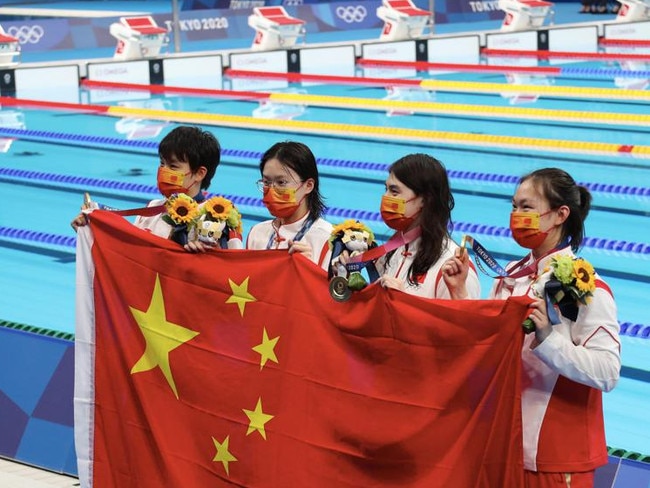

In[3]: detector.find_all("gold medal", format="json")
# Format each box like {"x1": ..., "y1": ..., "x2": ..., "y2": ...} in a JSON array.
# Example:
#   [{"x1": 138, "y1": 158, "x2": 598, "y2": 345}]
[{"x1": 459, "y1": 234, "x2": 468, "y2": 258}]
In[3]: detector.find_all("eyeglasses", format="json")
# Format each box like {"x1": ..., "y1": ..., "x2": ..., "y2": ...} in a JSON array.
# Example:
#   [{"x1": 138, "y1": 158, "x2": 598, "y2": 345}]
[{"x1": 255, "y1": 178, "x2": 301, "y2": 192}]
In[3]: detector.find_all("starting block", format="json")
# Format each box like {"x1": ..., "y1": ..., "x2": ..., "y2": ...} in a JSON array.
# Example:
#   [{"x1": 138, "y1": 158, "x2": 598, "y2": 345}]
[
  {"x1": 248, "y1": 7, "x2": 306, "y2": 51},
  {"x1": 498, "y1": 0, "x2": 554, "y2": 32},
  {"x1": 0, "y1": 25, "x2": 20, "y2": 67},
  {"x1": 500, "y1": 73, "x2": 550, "y2": 104},
  {"x1": 615, "y1": 0, "x2": 650, "y2": 22},
  {"x1": 109, "y1": 16, "x2": 168, "y2": 60},
  {"x1": 383, "y1": 86, "x2": 434, "y2": 116},
  {"x1": 115, "y1": 99, "x2": 170, "y2": 139},
  {"x1": 0, "y1": 109, "x2": 25, "y2": 153},
  {"x1": 376, "y1": 0, "x2": 431, "y2": 41}
]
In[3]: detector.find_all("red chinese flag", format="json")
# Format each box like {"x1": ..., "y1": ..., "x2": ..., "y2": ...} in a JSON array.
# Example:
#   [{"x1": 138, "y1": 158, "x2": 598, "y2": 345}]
[{"x1": 75, "y1": 210, "x2": 528, "y2": 488}]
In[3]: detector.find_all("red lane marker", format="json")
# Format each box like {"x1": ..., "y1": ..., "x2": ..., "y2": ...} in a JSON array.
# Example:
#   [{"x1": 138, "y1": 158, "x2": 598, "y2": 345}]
[
  {"x1": 599, "y1": 38, "x2": 650, "y2": 47},
  {"x1": 0, "y1": 96, "x2": 109, "y2": 112},
  {"x1": 81, "y1": 79, "x2": 270, "y2": 101},
  {"x1": 225, "y1": 69, "x2": 422, "y2": 87},
  {"x1": 482, "y1": 48, "x2": 650, "y2": 61},
  {"x1": 357, "y1": 58, "x2": 561, "y2": 75}
]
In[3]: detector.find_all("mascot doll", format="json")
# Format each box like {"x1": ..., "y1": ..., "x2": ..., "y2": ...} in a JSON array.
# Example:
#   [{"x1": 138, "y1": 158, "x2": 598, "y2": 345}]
[
  {"x1": 196, "y1": 196, "x2": 243, "y2": 248},
  {"x1": 328, "y1": 220, "x2": 378, "y2": 301}
]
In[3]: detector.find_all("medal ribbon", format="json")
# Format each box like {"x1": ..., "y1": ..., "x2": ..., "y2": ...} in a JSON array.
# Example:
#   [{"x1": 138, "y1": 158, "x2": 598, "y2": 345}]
[
  {"x1": 344, "y1": 226, "x2": 422, "y2": 273},
  {"x1": 83, "y1": 191, "x2": 205, "y2": 217},
  {"x1": 461, "y1": 234, "x2": 546, "y2": 280},
  {"x1": 266, "y1": 217, "x2": 315, "y2": 250}
]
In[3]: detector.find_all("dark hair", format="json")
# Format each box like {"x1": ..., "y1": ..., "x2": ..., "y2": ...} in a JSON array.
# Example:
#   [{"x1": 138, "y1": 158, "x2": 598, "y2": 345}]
[
  {"x1": 386, "y1": 153, "x2": 454, "y2": 284},
  {"x1": 259, "y1": 141, "x2": 326, "y2": 221},
  {"x1": 519, "y1": 168, "x2": 591, "y2": 251},
  {"x1": 158, "y1": 126, "x2": 221, "y2": 190}
]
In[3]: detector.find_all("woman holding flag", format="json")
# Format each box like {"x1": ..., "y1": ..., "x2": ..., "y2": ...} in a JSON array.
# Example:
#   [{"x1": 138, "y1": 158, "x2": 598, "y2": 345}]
[
  {"x1": 340, "y1": 152, "x2": 480, "y2": 299},
  {"x1": 444, "y1": 167, "x2": 621, "y2": 488},
  {"x1": 71, "y1": 125, "x2": 243, "y2": 252},
  {"x1": 246, "y1": 141, "x2": 333, "y2": 270}
]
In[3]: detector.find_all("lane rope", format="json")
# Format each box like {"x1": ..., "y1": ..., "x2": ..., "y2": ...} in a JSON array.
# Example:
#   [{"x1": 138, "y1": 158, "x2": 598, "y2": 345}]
[
  {"x1": 82, "y1": 80, "x2": 650, "y2": 127},
  {"x1": 2, "y1": 97, "x2": 649, "y2": 159}
]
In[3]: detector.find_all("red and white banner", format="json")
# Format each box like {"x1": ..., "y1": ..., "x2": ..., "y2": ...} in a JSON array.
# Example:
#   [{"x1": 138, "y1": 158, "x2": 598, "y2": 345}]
[{"x1": 75, "y1": 210, "x2": 528, "y2": 488}]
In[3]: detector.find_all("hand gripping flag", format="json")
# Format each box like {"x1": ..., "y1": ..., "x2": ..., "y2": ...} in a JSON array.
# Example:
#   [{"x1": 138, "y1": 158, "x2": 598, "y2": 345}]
[{"x1": 75, "y1": 210, "x2": 529, "y2": 488}]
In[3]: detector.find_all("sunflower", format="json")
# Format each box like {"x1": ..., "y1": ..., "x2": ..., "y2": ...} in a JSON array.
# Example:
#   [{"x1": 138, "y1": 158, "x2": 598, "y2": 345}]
[
  {"x1": 331, "y1": 219, "x2": 360, "y2": 237},
  {"x1": 166, "y1": 194, "x2": 199, "y2": 224},
  {"x1": 204, "y1": 196, "x2": 234, "y2": 221},
  {"x1": 330, "y1": 219, "x2": 374, "y2": 243},
  {"x1": 573, "y1": 258, "x2": 596, "y2": 294}
]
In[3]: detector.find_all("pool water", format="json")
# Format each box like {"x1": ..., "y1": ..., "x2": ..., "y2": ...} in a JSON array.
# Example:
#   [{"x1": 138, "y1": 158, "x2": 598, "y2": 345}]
[{"x1": 1, "y1": 48, "x2": 649, "y2": 455}]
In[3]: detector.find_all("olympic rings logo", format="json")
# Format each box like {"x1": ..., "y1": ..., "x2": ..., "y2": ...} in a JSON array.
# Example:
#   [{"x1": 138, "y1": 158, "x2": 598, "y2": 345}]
[
  {"x1": 335, "y1": 5, "x2": 367, "y2": 23},
  {"x1": 6, "y1": 25, "x2": 45, "y2": 44}
]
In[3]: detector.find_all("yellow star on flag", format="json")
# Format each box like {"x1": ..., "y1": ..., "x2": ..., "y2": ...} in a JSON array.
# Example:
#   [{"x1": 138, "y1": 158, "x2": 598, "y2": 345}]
[
  {"x1": 243, "y1": 397, "x2": 274, "y2": 440},
  {"x1": 226, "y1": 276, "x2": 256, "y2": 317},
  {"x1": 130, "y1": 274, "x2": 199, "y2": 399},
  {"x1": 252, "y1": 327, "x2": 279, "y2": 370},
  {"x1": 212, "y1": 435, "x2": 237, "y2": 476}
]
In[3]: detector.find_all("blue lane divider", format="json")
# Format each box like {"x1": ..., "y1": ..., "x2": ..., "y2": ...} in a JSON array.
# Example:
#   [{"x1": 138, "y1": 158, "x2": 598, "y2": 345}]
[
  {"x1": 4, "y1": 129, "x2": 650, "y2": 196},
  {"x1": 0, "y1": 164, "x2": 650, "y2": 197},
  {"x1": 445, "y1": 170, "x2": 650, "y2": 197},
  {"x1": 1, "y1": 167, "x2": 159, "y2": 194},
  {"x1": 560, "y1": 67, "x2": 650, "y2": 78},
  {"x1": 0, "y1": 226, "x2": 77, "y2": 248},
  {"x1": 620, "y1": 322, "x2": 650, "y2": 338},
  {"x1": 2, "y1": 125, "x2": 650, "y2": 198},
  {"x1": 450, "y1": 221, "x2": 650, "y2": 254},
  {"x1": 3, "y1": 164, "x2": 650, "y2": 253},
  {"x1": 0, "y1": 127, "x2": 161, "y2": 149},
  {"x1": 2, "y1": 222, "x2": 648, "y2": 340},
  {"x1": 2, "y1": 166, "x2": 649, "y2": 257}
]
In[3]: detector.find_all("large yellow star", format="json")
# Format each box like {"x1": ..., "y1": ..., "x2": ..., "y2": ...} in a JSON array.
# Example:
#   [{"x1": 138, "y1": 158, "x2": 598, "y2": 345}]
[
  {"x1": 225, "y1": 276, "x2": 256, "y2": 317},
  {"x1": 130, "y1": 274, "x2": 199, "y2": 399},
  {"x1": 243, "y1": 397, "x2": 274, "y2": 440},
  {"x1": 252, "y1": 327, "x2": 279, "y2": 370},
  {"x1": 212, "y1": 435, "x2": 237, "y2": 476}
]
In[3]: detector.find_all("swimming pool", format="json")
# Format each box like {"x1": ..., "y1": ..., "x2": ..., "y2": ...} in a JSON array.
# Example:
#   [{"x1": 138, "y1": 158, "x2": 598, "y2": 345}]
[{"x1": 1, "y1": 52, "x2": 649, "y2": 458}]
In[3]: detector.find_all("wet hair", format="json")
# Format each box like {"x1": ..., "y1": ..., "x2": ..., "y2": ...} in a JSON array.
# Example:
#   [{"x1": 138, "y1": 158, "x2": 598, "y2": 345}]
[
  {"x1": 158, "y1": 126, "x2": 221, "y2": 190},
  {"x1": 385, "y1": 153, "x2": 454, "y2": 285},
  {"x1": 519, "y1": 167, "x2": 591, "y2": 251},
  {"x1": 259, "y1": 141, "x2": 326, "y2": 221}
]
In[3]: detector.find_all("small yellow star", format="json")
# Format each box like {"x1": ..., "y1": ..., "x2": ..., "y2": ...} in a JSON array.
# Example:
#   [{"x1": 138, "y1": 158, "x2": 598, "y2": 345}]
[
  {"x1": 212, "y1": 435, "x2": 237, "y2": 476},
  {"x1": 252, "y1": 327, "x2": 279, "y2": 370},
  {"x1": 243, "y1": 397, "x2": 274, "y2": 440},
  {"x1": 130, "y1": 274, "x2": 199, "y2": 399},
  {"x1": 225, "y1": 277, "x2": 256, "y2": 317}
]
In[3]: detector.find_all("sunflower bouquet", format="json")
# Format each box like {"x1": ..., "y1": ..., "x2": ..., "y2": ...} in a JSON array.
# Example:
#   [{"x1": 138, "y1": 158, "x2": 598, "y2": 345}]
[
  {"x1": 196, "y1": 196, "x2": 243, "y2": 247},
  {"x1": 523, "y1": 254, "x2": 596, "y2": 333},
  {"x1": 162, "y1": 193, "x2": 200, "y2": 245},
  {"x1": 162, "y1": 193, "x2": 242, "y2": 247}
]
